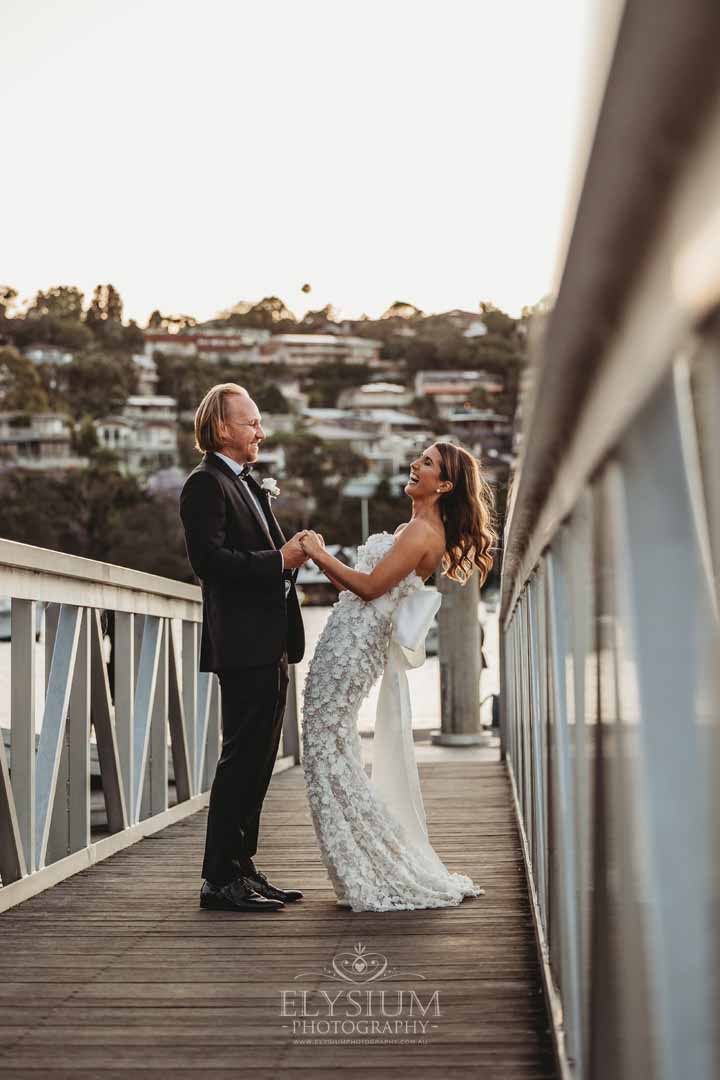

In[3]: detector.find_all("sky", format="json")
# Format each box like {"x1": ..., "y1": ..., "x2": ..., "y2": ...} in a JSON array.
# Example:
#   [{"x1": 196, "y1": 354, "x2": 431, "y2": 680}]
[{"x1": 1, "y1": 0, "x2": 604, "y2": 325}]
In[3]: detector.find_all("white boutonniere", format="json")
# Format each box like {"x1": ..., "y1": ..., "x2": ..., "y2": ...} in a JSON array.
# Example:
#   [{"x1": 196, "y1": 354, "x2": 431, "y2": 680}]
[{"x1": 260, "y1": 476, "x2": 280, "y2": 500}]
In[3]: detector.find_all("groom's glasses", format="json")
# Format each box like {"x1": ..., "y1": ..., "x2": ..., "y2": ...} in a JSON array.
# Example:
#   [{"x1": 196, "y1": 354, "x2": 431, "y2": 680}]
[{"x1": 230, "y1": 418, "x2": 263, "y2": 431}]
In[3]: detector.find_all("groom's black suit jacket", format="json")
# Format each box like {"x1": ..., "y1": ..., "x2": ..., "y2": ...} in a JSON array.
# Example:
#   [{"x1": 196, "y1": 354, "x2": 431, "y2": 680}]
[{"x1": 179, "y1": 452, "x2": 305, "y2": 671}]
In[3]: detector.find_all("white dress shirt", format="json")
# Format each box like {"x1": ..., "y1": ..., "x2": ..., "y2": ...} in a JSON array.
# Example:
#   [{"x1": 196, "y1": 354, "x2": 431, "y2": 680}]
[{"x1": 213, "y1": 451, "x2": 286, "y2": 576}]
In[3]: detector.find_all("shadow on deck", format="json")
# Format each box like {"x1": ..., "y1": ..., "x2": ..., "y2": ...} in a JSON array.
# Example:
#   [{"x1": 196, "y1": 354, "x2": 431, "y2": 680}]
[{"x1": 0, "y1": 754, "x2": 557, "y2": 1079}]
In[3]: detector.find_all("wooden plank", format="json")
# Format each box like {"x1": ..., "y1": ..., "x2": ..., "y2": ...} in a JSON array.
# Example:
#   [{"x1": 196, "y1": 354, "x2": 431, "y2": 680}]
[{"x1": 0, "y1": 760, "x2": 556, "y2": 1078}]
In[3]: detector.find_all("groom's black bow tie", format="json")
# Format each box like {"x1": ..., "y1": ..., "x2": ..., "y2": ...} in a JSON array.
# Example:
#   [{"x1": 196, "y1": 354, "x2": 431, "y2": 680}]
[{"x1": 237, "y1": 464, "x2": 252, "y2": 481}]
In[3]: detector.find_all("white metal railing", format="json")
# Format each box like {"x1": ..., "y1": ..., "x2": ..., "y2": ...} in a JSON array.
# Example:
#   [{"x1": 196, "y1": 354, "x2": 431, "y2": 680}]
[
  {"x1": 499, "y1": 2, "x2": 720, "y2": 1078},
  {"x1": 0, "y1": 539, "x2": 300, "y2": 911}
]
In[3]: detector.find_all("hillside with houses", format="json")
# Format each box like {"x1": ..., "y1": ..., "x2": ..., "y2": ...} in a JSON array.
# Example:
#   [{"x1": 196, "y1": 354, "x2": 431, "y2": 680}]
[{"x1": 0, "y1": 287, "x2": 534, "y2": 584}]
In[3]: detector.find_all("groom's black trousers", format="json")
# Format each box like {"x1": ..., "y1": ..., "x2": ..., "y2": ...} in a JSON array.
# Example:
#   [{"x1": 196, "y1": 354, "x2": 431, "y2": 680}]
[{"x1": 201, "y1": 653, "x2": 289, "y2": 886}]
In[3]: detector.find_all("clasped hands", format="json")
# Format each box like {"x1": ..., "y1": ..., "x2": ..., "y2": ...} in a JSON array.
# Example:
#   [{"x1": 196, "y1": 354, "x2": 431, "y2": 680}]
[{"x1": 279, "y1": 529, "x2": 325, "y2": 569}]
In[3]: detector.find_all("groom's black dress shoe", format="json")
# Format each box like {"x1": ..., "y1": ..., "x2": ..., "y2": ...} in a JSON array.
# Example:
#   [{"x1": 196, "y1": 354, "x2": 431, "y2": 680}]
[
  {"x1": 200, "y1": 878, "x2": 284, "y2": 912},
  {"x1": 243, "y1": 868, "x2": 304, "y2": 903}
]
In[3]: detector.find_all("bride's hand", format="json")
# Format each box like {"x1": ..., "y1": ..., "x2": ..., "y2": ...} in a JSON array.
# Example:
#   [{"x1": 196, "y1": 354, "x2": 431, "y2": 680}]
[{"x1": 300, "y1": 530, "x2": 325, "y2": 558}]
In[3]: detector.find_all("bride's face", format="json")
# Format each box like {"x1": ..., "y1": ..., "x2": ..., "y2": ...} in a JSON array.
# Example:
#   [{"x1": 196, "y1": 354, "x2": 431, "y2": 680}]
[{"x1": 405, "y1": 444, "x2": 448, "y2": 500}]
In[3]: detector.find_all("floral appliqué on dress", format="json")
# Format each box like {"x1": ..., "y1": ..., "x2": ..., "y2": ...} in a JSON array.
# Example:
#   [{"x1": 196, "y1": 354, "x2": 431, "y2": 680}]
[{"x1": 301, "y1": 531, "x2": 484, "y2": 912}]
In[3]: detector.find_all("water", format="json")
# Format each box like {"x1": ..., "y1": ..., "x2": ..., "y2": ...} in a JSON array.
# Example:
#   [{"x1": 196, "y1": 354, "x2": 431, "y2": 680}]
[
  {"x1": 295, "y1": 602, "x2": 499, "y2": 734},
  {"x1": 0, "y1": 603, "x2": 500, "y2": 735}
]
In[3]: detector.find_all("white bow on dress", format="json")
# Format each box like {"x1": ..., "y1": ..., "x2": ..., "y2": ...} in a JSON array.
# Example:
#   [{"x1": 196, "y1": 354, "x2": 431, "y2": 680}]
[{"x1": 370, "y1": 586, "x2": 442, "y2": 853}]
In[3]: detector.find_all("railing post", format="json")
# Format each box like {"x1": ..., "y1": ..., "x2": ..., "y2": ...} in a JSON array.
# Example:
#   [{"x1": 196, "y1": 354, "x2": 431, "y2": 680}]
[
  {"x1": 67, "y1": 608, "x2": 91, "y2": 855},
  {"x1": 182, "y1": 621, "x2": 198, "y2": 793},
  {"x1": 114, "y1": 612, "x2": 135, "y2": 822},
  {"x1": 432, "y1": 572, "x2": 491, "y2": 746},
  {"x1": 10, "y1": 599, "x2": 37, "y2": 871},
  {"x1": 148, "y1": 620, "x2": 168, "y2": 817}
]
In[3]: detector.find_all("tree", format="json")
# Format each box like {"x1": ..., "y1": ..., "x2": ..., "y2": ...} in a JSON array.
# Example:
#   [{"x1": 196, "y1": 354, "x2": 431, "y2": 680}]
[
  {"x1": 86, "y1": 284, "x2": 123, "y2": 327},
  {"x1": 145, "y1": 313, "x2": 197, "y2": 333},
  {"x1": 153, "y1": 353, "x2": 216, "y2": 411},
  {"x1": 27, "y1": 286, "x2": 84, "y2": 322},
  {"x1": 0, "y1": 286, "x2": 18, "y2": 319},
  {"x1": 300, "y1": 304, "x2": 337, "y2": 330},
  {"x1": 0, "y1": 346, "x2": 50, "y2": 411},
  {"x1": 411, "y1": 394, "x2": 439, "y2": 423},
  {"x1": 268, "y1": 431, "x2": 365, "y2": 496},
  {"x1": 396, "y1": 338, "x2": 440, "y2": 374},
  {"x1": 477, "y1": 304, "x2": 517, "y2": 337},
  {"x1": 0, "y1": 465, "x2": 191, "y2": 580},
  {"x1": 214, "y1": 300, "x2": 254, "y2": 323},
  {"x1": 122, "y1": 320, "x2": 145, "y2": 351},
  {"x1": 302, "y1": 359, "x2": 371, "y2": 408},
  {"x1": 254, "y1": 384, "x2": 288, "y2": 412},
  {"x1": 50, "y1": 319, "x2": 93, "y2": 351},
  {"x1": 381, "y1": 301, "x2": 424, "y2": 321},
  {"x1": 72, "y1": 414, "x2": 100, "y2": 456},
  {"x1": 245, "y1": 296, "x2": 296, "y2": 329},
  {"x1": 61, "y1": 350, "x2": 137, "y2": 418}
]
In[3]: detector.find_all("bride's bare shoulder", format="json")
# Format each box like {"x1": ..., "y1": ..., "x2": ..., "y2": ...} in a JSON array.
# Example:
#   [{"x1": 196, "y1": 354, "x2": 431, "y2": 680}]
[{"x1": 395, "y1": 518, "x2": 444, "y2": 551}]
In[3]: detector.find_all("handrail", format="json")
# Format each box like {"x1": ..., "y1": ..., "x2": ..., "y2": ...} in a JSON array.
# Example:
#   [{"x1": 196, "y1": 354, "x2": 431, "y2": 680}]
[
  {"x1": 501, "y1": 0, "x2": 720, "y2": 631},
  {"x1": 0, "y1": 538, "x2": 199, "y2": 618},
  {"x1": 498, "y1": 3, "x2": 720, "y2": 1078},
  {"x1": 0, "y1": 544, "x2": 301, "y2": 912}
]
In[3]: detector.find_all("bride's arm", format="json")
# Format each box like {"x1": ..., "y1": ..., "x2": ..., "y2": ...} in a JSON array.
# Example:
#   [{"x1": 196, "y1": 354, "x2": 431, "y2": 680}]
[
  {"x1": 305, "y1": 533, "x2": 347, "y2": 591},
  {"x1": 302, "y1": 521, "x2": 432, "y2": 601},
  {"x1": 318, "y1": 563, "x2": 346, "y2": 591}
]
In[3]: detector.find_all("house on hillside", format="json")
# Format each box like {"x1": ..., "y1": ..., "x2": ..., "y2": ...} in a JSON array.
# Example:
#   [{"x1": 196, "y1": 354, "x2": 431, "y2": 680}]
[{"x1": 0, "y1": 412, "x2": 86, "y2": 471}]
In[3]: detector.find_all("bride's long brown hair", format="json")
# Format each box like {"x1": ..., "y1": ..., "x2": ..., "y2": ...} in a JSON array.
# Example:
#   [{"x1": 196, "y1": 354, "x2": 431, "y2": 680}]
[{"x1": 435, "y1": 442, "x2": 498, "y2": 586}]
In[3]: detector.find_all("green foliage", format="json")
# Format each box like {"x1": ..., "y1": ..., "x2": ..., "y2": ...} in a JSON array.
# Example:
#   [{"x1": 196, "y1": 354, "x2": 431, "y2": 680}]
[
  {"x1": 254, "y1": 384, "x2": 288, "y2": 412},
  {"x1": 154, "y1": 353, "x2": 218, "y2": 411},
  {"x1": 225, "y1": 296, "x2": 296, "y2": 331},
  {"x1": 0, "y1": 466, "x2": 191, "y2": 581},
  {"x1": 177, "y1": 424, "x2": 199, "y2": 470},
  {"x1": 300, "y1": 304, "x2": 337, "y2": 330},
  {"x1": 0, "y1": 346, "x2": 50, "y2": 411},
  {"x1": 269, "y1": 430, "x2": 366, "y2": 495},
  {"x1": 27, "y1": 286, "x2": 85, "y2": 322},
  {"x1": 145, "y1": 312, "x2": 197, "y2": 333},
  {"x1": 380, "y1": 301, "x2": 424, "y2": 321},
  {"x1": 411, "y1": 393, "x2": 439, "y2": 422},
  {"x1": 302, "y1": 360, "x2": 371, "y2": 408},
  {"x1": 86, "y1": 284, "x2": 123, "y2": 326},
  {"x1": 58, "y1": 351, "x2": 138, "y2": 419},
  {"x1": 0, "y1": 286, "x2": 18, "y2": 318},
  {"x1": 1, "y1": 283, "x2": 145, "y2": 375},
  {"x1": 72, "y1": 414, "x2": 100, "y2": 456},
  {"x1": 0, "y1": 287, "x2": 520, "y2": 573}
]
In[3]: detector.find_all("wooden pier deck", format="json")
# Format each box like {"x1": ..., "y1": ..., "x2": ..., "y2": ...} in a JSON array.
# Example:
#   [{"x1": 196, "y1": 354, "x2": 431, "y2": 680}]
[{"x1": 0, "y1": 758, "x2": 557, "y2": 1079}]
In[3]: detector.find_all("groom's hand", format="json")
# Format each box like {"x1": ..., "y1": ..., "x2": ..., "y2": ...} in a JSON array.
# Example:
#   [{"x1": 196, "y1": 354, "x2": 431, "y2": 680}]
[
  {"x1": 299, "y1": 530, "x2": 324, "y2": 559},
  {"x1": 281, "y1": 532, "x2": 310, "y2": 569}
]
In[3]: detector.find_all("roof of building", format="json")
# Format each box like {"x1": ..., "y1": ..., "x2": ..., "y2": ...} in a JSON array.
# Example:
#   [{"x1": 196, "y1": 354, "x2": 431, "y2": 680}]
[
  {"x1": 354, "y1": 382, "x2": 408, "y2": 394},
  {"x1": 303, "y1": 408, "x2": 348, "y2": 420},
  {"x1": 269, "y1": 334, "x2": 381, "y2": 347},
  {"x1": 0, "y1": 411, "x2": 69, "y2": 420},
  {"x1": 361, "y1": 409, "x2": 421, "y2": 425},
  {"x1": 125, "y1": 395, "x2": 177, "y2": 406}
]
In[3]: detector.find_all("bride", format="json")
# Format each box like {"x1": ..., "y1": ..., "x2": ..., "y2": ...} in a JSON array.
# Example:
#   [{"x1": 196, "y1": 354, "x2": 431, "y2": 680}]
[{"x1": 299, "y1": 441, "x2": 498, "y2": 912}]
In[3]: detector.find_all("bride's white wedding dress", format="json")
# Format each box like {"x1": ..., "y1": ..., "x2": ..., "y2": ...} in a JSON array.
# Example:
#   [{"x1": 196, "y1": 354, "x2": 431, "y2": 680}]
[{"x1": 301, "y1": 531, "x2": 485, "y2": 912}]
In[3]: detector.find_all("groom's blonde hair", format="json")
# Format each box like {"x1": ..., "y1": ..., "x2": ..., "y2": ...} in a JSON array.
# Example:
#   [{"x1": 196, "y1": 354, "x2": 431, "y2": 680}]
[{"x1": 193, "y1": 383, "x2": 248, "y2": 453}]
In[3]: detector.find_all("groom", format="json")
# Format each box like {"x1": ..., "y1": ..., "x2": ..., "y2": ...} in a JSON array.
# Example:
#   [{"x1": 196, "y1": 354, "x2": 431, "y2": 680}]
[{"x1": 180, "y1": 382, "x2": 308, "y2": 912}]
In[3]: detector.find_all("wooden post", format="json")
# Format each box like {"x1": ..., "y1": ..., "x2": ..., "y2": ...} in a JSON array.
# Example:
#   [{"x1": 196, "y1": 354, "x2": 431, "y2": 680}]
[{"x1": 432, "y1": 572, "x2": 492, "y2": 746}]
